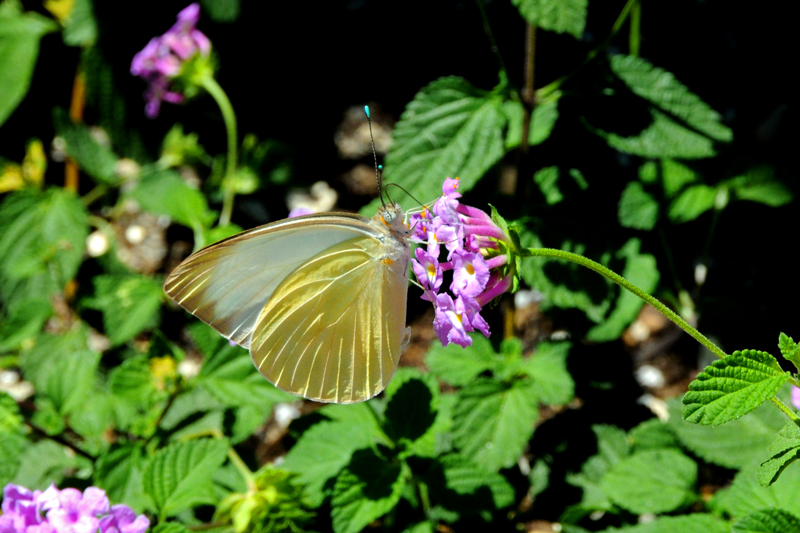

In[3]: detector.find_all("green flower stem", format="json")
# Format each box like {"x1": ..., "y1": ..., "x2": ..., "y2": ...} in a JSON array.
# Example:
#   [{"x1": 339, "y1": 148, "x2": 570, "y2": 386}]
[
  {"x1": 209, "y1": 429, "x2": 258, "y2": 491},
  {"x1": 771, "y1": 397, "x2": 800, "y2": 422},
  {"x1": 629, "y1": 0, "x2": 641, "y2": 56},
  {"x1": 524, "y1": 247, "x2": 728, "y2": 360},
  {"x1": 201, "y1": 76, "x2": 238, "y2": 227}
]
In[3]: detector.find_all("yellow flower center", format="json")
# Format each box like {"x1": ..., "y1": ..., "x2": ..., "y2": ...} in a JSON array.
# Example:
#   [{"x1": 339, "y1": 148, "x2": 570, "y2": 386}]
[{"x1": 466, "y1": 263, "x2": 475, "y2": 275}]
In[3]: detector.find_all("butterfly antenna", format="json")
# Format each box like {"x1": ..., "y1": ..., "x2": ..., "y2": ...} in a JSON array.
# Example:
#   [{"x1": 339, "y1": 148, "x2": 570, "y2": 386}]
[
  {"x1": 386, "y1": 183, "x2": 424, "y2": 207},
  {"x1": 365, "y1": 105, "x2": 387, "y2": 209}
]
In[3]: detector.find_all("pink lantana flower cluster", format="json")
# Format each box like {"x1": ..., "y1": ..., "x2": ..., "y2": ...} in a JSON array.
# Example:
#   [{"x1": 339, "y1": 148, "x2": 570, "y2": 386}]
[
  {"x1": 409, "y1": 177, "x2": 515, "y2": 348},
  {"x1": 130, "y1": 3, "x2": 211, "y2": 118},
  {"x1": 0, "y1": 484, "x2": 149, "y2": 533}
]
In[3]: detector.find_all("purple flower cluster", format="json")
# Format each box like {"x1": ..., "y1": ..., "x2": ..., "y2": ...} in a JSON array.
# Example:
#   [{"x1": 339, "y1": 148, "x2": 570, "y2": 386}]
[
  {"x1": 409, "y1": 178, "x2": 513, "y2": 347},
  {"x1": 0, "y1": 484, "x2": 149, "y2": 533},
  {"x1": 130, "y1": 3, "x2": 211, "y2": 118}
]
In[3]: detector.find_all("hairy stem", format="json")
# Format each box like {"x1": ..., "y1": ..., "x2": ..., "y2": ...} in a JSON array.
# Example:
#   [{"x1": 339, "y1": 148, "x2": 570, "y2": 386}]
[
  {"x1": 771, "y1": 397, "x2": 800, "y2": 422},
  {"x1": 629, "y1": 0, "x2": 641, "y2": 56},
  {"x1": 201, "y1": 77, "x2": 238, "y2": 227},
  {"x1": 524, "y1": 247, "x2": 728, "y2": 360}
]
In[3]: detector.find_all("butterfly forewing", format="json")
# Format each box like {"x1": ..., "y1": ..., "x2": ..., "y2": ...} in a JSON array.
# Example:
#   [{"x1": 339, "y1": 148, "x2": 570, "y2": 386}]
[
  {"x1": 164, "y1": 214, "x2": 379, "y2": 347},
  {"x1": 250, "y1": 234, "x2": 409, "y2": 403}
]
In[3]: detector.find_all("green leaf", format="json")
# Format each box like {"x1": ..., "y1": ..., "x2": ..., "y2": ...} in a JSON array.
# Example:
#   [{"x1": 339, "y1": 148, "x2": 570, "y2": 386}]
[
  {"x1": 609, "y1": 55, "x2": 732, "y2": 143},
  {"x1": 95, "y1": 443, "x2": 152, "y2": 513},
  {"x1": 566, "y1": 425, "x2": 630, "y2": 514},
  {"x1": 37, "y1": 349, "x2": 101, "y2": 415},
  {"x1": 593, "y1": 108, "x2": 717, "y2": 159},
  {"x1": 142, "y1": 438, "x2": 229, "y2": 517},
  {"x1": 430, "y1": 454, "x2": 515, "y2": 514},
  {"x1": 713, "y1": 459, "x2": 800, "y2": 519},
  {"x1": 61, "y1": 0, "x2": 97, "y2": 46},
  {"x1": 151, "y1": 524, "x2": 191, "y2": 533},
  {"x1": 383, "y1": 369, "x2": 439, "y2": 447},
  {"x1": 0, "y1": 391, "x2": 23, "y2": 434},
  {"x1": 628, "y1": 419, "x2": 678, "y2": 452},
  {"x1": 726, "y1": 166, "x2": 793, "y2": 207},
  {"x1": 0, "y1": 298, "x2": 51, "y2": 352},
  {"x1": 0, "y1": 188, "x2": 89, "y2": 290},
  {"x1": 667, "y1": 184, "x2": 718, "y2": 223},
  {"x1": 732, "y1": 509, "x2": 800, "y2": 533},
  {"x1": 0, "y1": 432, "x2": 26, "y2": 486},
  {"x1": 503, "y1": 98, "x2": 560, "y2": 149},
  {"x1": 452, "y1": 378, "x2": 538, "y2": 471},
  {"x1": 331, "y1": 449, "x2": 409, "y2": 533},
  {"x1": 426, "y1": 334, "x2": 498, "y2": 387},
  {"x1": 282, "y1": 403, "x2": 387, "y2": 507},
  {"x1": 511, "y1": 0, "x2": 587, "y2": 38},
  {"x1": 199, "y1": 0, "x2": 240, "y2": 22},
  {"x1": 362, "y1": 76, "x2": 506, "y2": 214},
  {"x1": 759, "y1": 421, "x2": 800, "y2": 487},
  {"x1": 522, "y1": 341, "x2": 574, "y2": 406},
  {"x1": 85, "y1": 274, "x2": 163, "y2": 345},
  {"x1": 618, "y1": 182, "x2": 658, "y2": 230},
  {"x1": 597, "y1": 514, "x2": 729, "y2": 533},
  {"x1": 659, "y1": 158, "x2": 699, "y2": 197},
  {"x1": 53, "y1": 108, "x2": 118, "y2": 184},
  {"x1": 602, "y1": 449, "x2": 697, "y2": 514},
  {"x1": 0, "y1": 1, "x2": 58, "y2": 126},
  {"x1": 109, "y1": 356, "x2": 157, "y2": 403},
  {"x1": 683, "y1": 350, "x2": 788, "y2": 426},
  {"x1": 13, "y1": 440, "x2": 90, "y2": 489},
  {"x1": 778, "y1": 333, "x2": 800, "y2": 370},
  {"x1": 130, "y1": 170, "x2": 214, "y2": 232},
  {"x1": 668, "y1": 396, "x2": 787, "y2": 469},
  {"x1": 533, "y1": 166, "x2": 564, "y2": 205},
  {"x1": 587, "y1": 238, "x2": 659, "y2": 342}
]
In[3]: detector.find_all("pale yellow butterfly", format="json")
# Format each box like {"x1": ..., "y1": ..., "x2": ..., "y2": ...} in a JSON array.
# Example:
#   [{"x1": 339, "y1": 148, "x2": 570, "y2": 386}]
[{"x1": 163, "y1": 203, "x2": 412, "y2": 404}]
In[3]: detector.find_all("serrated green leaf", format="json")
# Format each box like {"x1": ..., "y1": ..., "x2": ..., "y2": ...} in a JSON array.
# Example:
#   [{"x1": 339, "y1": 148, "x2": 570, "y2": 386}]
[
  {"x1": 618, "y1": 182, "x2": 658, "y2": 230},
  {"x1": 0, "y1": 188, "x2": 89, "y2": 290},
  {"x1": 452, "y1": 378, "x2": 538, "y2": 471},
  {"x1": 109, "y1": 356, "x2": 157, "y2": 403},
  {"x1": 523, "y1": 341, "x2": 574, "y2": 406},
  {"x1": 130, "y1": 170, "x2": 214, "y2": 232},
  {"x1": 0, "y1": 298, "x2": 51, "y2": 352},
  {"x1": 587, "y1": 238, "x2": 659, "y2": 342},
  {"x1": 401, "y1": 522, "x2": 434, "y2": 533},
  {"x1": 437, "y1": 454, "x2": 514, "y2": 509},
  {"x1": 331, "y1": 448, "x2": 409, "y2": 533},
  {"x1": 533, "y1": 166, "x2": 564, "y2": 205},
  {"x1": 503, "y1": 98, "x2": 560, "y2": 149},
  {"x1": 0, "y1": 3, "x2": 58, "y2": 126},
  {"x1": 426, "y1": 334, "x2": 498, "y2": 387},
  {"x1": 95, "y1": 443, "x2": 152, "y2": 513},
  {"x1": 609, "y1": 55, "x2": 732, "y2": 143},
  {"x1": 683, "y1": 350, "x2": 788, "y2": 426},
  {"x1": 86, "y1": 274, "x2": 163, "y2": 345},
  {"x1": 362, "y1": 76, "x2": 506, "y2": 215},
  {"x1": 732, "y1": 508, "x2": 800, "y2": 533},
  {"x1": 69, "y1": 389, "x2": 114, "y2": 454},
  {"x1": 725, "y1": 166, "x2": 793, "y2": 207},
  {"x1": 759, "y1": 421, "x2": 800, "y2": 487},
  {"x1": 53, "y1": 108, "x2": 118, "y2": 184},
  {"x1": 142, "y1": 438, "x2": 229, "y2": 517},
  {"x1": 602, "y1": 449, "x2": 697, "y2": 514},
  {"x1": 713, "y1": 459, "x2": 800, "y2": 519},
  {"x1": 667, "y1": 184, "x2": 718, "y2": 223},
  {"x1": 511, "y1": 0, "x2": 587, "y2": 38},
  {"x1": 18, "y1": 328, "x2": 88, "y2": 387},
  {"x1": 668, "y1": 396, "x2": 786, "y2": 469},
  {"x1": 597, "y1": 514, "x2": 729, "y2": 533},
  {"x1": 778, "y1": 333, "x2": 800, "y2": 369},
  {"x1": 593, "y1": 108, "x2": 717, "y2": 159},
  {"x1": 282, "y1": 403, "x2": 387, "y2": 507}
]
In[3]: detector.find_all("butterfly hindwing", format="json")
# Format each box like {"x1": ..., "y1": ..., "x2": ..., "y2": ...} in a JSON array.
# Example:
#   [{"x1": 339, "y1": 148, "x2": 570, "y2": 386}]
[{"x1": 250, "y1": 234, "x2": 409, "y2": 403}]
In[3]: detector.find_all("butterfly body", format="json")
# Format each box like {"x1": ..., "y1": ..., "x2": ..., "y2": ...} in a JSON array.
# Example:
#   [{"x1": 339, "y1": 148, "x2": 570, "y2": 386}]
[{"x1": 164, "y1": 203, "x2": 411, "y2": 403}]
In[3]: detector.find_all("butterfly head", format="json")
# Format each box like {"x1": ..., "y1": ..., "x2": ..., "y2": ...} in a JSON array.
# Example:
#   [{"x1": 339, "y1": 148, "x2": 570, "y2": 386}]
[{"x1": 376, "y1": 202, "x2": 410, "y2": 236}]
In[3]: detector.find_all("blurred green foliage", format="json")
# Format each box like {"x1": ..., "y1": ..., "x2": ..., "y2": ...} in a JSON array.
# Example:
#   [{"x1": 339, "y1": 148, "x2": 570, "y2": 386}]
[{"x1": 1, "y1": 0, "x2": 798, "y2": 532}]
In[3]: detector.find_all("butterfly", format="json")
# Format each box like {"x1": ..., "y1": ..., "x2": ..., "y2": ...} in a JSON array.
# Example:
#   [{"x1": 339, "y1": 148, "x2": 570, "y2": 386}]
[{"x1": 164, "y1": 202, "x2": 412, "y2": 404}]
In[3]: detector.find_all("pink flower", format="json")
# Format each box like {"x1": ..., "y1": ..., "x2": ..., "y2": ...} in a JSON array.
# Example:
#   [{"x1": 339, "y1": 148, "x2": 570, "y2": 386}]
[
  {"x1": 451, "y1": 250, "x2": 489, "y2": 298},
  {"x1": 433, "y1": 294, "x2": 472, "y2": 347},
  {"x1": 98, "y1": 506, "x2": 150, "y2": 533},
  {"x1": 130, "y1": 3, "x2": 211, "y2": 118},
  {"x1": 792, "y1": 386, "x2": 800, "y2": 410},
  {"x1": 411, "y1": 247, "x2": 442, "y2": 300}
]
